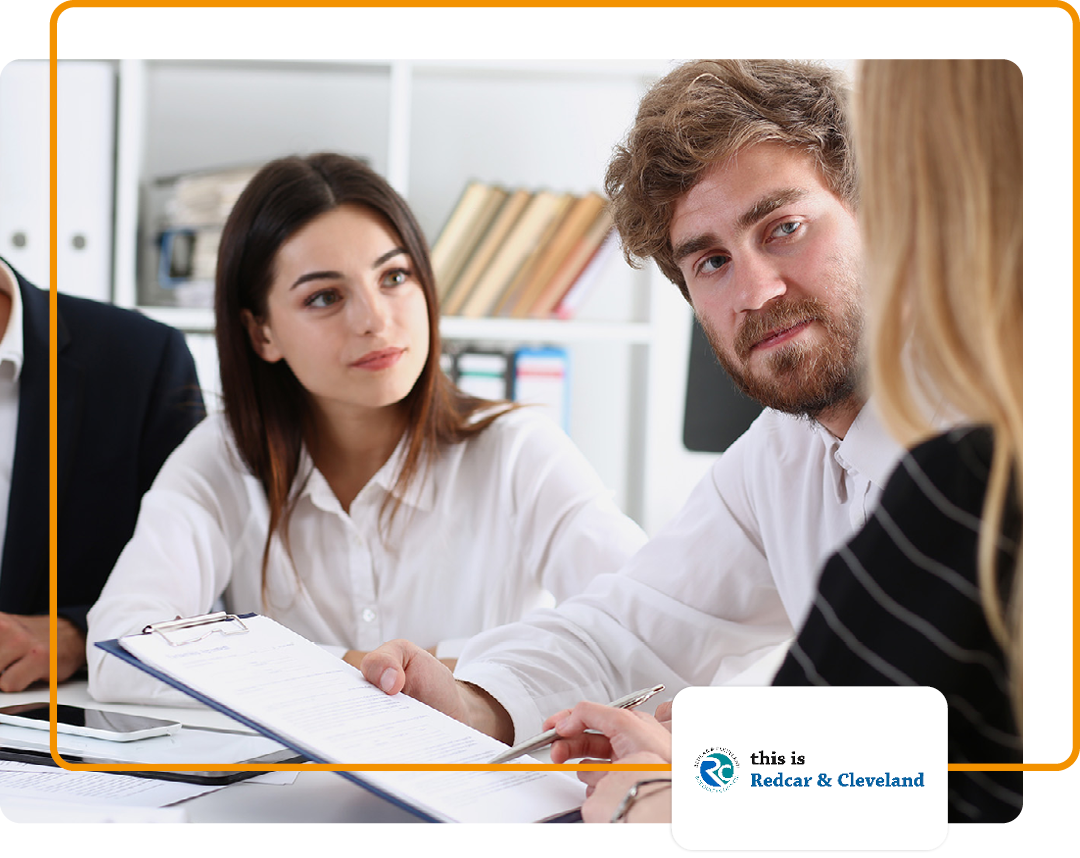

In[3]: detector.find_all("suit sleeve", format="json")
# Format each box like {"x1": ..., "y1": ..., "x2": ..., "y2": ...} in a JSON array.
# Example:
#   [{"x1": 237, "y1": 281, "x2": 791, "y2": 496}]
[
  {"x1": 56, "y1": 327, "x2": 205, "y2": 635},
  {"x1": 136, "y1": 327, "x2": 206, "y2": 497}
]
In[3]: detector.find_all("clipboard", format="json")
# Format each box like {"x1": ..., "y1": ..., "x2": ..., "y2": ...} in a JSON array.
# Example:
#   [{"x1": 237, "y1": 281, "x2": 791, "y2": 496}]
[{"x1": 96, "y1": 612, "x2": 583, "y2": 823}]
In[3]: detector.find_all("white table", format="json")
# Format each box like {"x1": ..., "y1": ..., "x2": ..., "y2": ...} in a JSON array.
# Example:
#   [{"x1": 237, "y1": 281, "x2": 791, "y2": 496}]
[{"x1": 0, "y1": 680, "x2": 424, "y2": 822}]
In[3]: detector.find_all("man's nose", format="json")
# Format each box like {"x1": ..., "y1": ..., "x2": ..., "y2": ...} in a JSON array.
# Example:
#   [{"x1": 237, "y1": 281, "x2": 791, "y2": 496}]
[{"x1": 733, "y1": 253, "x2": 787, "y2": 313}]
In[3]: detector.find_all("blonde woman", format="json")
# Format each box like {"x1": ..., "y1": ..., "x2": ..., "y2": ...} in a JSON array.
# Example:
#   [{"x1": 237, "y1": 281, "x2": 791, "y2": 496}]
[
  {"x1": 772, "y1": 58, "x2": 1023, "y2": 823},
  {"x1": 551, "y1": 59, "x2": 1023, "y2": 824}
]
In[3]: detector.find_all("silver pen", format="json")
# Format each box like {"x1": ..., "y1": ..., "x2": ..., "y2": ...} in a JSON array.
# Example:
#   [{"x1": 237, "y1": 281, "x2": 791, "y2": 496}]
[{"x1": 487, "y1": 684, "x2": 665, "y2": 764}]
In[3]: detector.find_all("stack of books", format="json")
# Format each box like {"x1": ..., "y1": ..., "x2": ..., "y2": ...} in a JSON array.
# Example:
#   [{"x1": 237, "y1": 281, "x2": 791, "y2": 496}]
[
  {"x1": 431, "y1": 181, "x2": 618, "y2": 320},
  {"x1": 146, "y1": 164, "x2": 261, "y2": 308},
  {"x1": 444, "y1": 343, "x2": 571, "y2": 431}
]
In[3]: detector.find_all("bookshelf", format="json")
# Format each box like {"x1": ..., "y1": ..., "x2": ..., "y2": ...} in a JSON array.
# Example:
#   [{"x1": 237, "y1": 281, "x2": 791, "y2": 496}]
[{"x1": 69, "y1": 58, "x2": 711, "y2": 533}]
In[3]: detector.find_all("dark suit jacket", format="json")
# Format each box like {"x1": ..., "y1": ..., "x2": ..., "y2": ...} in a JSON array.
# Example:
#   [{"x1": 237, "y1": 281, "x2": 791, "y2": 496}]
[{"x1": 0, "y1": 261, "x2": 205, "y2": 633}]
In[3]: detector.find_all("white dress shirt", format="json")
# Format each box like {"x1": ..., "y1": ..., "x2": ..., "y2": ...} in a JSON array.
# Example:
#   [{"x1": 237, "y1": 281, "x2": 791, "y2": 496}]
[
  {"x1": 87, "y1": 407, "x2": 648, "y2": 705},
  {"x1": 454, "y1": 402, "x2": 906, "y2": 741},
  {"x1": 0, "y1": 260, "x2": 24, "y2": 574}
]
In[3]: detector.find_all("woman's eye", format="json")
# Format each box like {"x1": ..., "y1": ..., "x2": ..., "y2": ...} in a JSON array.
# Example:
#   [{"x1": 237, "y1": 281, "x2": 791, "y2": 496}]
[
  {"x1": 383, "y1": 268, "x2": 411, "y2": 288},
  {"x1": 305, "y1": 290, "x2": 340, "y2": 309}
]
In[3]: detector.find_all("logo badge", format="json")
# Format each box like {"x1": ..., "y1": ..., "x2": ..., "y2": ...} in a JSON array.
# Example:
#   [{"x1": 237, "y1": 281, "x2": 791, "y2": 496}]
[{"x1": 694, "y1": 747, "x2": 739, "y2": 793}]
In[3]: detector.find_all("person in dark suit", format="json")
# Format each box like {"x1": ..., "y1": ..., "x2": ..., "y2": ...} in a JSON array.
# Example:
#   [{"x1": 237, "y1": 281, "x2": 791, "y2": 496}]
[{"x1": 0, "y1": 257, "x2": 204, "y2": 692}]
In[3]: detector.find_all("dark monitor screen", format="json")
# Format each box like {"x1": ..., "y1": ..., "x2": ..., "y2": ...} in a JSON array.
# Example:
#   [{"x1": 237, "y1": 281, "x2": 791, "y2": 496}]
[{"x1": 682, "y1": 317, "x2": 763, "y2": 453}]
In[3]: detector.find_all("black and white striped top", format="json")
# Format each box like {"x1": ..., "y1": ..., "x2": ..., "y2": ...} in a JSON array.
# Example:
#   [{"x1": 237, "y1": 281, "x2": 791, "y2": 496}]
[{"x1": 773, "y1": 426, "x2": 1022, "y2": 822}]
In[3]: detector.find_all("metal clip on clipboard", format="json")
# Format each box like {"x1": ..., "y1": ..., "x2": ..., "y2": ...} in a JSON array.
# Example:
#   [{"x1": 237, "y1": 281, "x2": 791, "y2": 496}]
[{"x1": 142, "y1": 612, "x2": 251, "y2": 647}]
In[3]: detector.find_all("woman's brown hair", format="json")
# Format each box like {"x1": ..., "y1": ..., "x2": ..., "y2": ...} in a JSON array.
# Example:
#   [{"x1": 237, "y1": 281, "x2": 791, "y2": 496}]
[{"x1": 215, "y1": 153, "x2": 512, "y2": 588}]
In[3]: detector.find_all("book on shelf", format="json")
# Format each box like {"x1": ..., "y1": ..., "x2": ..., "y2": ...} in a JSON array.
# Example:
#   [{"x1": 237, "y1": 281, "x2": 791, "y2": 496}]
[
  {"x1": 511, "y1": 346, "x2": 570, "y2": 431},
  {"x1": 430, "y1": 181, "x2": 508, "y2": 301},
  {"x1": 527, "y1": 206, "x2": 615, "y2": 318},
  {"x1": 452, "y1": 349, "x2": 514, "y2": 400},
  {"x1": 552, "y1": 227, "x2": 620, "y2": 320},
  {"x1": 457, "y1": 190, "x2": 572, "y2": 319},
  {"x1": 440, "y1": 188, "x2": 532, "y2": 317},
  {"x1": 491, "y1": 192, "x2": 576, "y2": 317},
  {"x1": 504, "y1": 191, "x2": 608, "y2": 319},
  {"x1": 142, "y1": 162, "x2": 262, "y2": 309},
  {"x1": 445, "y1": 344, "x2": 571, "y2": 428},
  {"x1": 165, "y1": 164, "x2": 260, "y2": 226}
]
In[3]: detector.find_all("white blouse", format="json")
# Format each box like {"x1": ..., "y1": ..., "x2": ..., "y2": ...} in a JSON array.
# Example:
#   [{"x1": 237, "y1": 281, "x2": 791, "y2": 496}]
[{"x1": 87, "y1": 408, "x2": 647, "y2": 705}]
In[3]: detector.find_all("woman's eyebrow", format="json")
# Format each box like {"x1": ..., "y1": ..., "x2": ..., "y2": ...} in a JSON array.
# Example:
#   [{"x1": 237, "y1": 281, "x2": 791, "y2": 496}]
[
  {"x1": 373, "y1": 247, "x2": 407, "y2": 268},
  {"x1": 290, "y1": 270, "x2": 341, "y2": 290},
  {"x1": 288, "y1": 247, "x2": 408, "y2": 290}
]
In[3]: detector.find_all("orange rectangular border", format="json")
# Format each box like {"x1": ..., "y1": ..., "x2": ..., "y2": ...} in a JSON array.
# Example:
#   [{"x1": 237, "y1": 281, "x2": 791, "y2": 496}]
[{"x1": 46, "y1": 1, "x2": 1076, "y2": 777}]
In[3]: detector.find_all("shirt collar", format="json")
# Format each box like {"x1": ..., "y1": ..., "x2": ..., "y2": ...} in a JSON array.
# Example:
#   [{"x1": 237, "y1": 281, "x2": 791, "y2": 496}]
[
  {"x1": 0, "y1": 259, "x2": 25, "y2": 381},
  {"x1": 812, "y1": 399, "x2": 905, "y2": 506},
  {"x1": 839, "y1": 400, "x2": 906, "y2": 489},
  {"x1": 369, "y1": 432, "x2": 436, "y2": 512},
  {"x1": 298, "y1": 431, "x2": 436, "y2": 515}
]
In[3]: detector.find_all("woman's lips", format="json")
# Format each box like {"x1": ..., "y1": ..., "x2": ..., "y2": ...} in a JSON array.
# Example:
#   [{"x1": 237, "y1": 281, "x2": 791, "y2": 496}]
[
  {"x1": 352, "y1": 348, "x2": 404, "y2": 370},
  {"x1": 752, "y1": 319, "x2": 812, "y2": 351}
]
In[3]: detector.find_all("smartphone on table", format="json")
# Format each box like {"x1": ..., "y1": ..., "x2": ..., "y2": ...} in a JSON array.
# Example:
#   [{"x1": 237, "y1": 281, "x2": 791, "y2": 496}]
[{"x1": 0, "y1": 702, "x2": 181, "y2": 742}]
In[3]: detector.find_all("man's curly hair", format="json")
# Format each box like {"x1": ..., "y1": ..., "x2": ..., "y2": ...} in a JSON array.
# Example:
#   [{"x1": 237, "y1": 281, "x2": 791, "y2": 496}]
[{"x1": 605, "y1": 59, "x2": 856, "y2": 301}]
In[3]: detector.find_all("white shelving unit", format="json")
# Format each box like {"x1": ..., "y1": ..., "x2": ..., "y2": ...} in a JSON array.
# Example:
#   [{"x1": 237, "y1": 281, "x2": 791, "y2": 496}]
[
  {"x1": 105, "y1": 58, "x2": 684, "y2": 529},
  {"x1": 0, "y1": 58, "x2": 715, "y2": 534}
]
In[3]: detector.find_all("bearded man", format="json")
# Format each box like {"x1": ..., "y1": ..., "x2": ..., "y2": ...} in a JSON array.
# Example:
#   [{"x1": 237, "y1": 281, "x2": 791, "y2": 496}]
[{"x1": 359, "y1": 60, "x2": 905, "y2": 745}]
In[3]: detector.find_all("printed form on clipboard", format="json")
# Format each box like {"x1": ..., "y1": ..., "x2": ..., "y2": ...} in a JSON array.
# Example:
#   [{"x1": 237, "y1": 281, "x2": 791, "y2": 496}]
[{"x1": 96, "y1": 613, "x2": 584, "y2": 823}]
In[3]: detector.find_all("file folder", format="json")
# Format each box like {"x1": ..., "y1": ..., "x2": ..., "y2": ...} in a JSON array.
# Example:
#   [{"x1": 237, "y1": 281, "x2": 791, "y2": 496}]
[{"x1": 96, "y1": 613, "x2": 583, "y2": 823}]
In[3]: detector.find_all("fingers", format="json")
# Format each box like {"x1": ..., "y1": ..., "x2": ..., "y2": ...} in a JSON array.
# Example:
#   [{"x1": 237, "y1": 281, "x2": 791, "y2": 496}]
[
  {"x1": 653, "y1": 700, "x2": 673, "y2": 726},
  {"x1": 548, "y1": 700, "x2": 672, "y2": 763},
  {"x1": 550, "y1": 733, "x2": 615, "y2": 764},
  {"x1": 541, "y1": 708, "x2": 573, "y2": 732},
  {"x1": 359, "y1": 639, "x2": 420, "y2": 694},
  {"x1": 0, "y1": 650, "x2": 48, "y2": 693},
  {"x1": 0, "y1": 615, "x2": 47, "y2": 693}
]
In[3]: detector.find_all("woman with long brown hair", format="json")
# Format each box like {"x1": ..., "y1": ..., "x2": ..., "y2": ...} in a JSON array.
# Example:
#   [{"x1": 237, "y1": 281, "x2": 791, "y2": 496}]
[{"x1": 87, "y1": 153, "x2": 646, "y2": 704}]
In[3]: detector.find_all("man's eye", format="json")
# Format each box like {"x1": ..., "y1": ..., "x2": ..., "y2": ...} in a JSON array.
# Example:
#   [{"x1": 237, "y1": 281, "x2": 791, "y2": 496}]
[
  {"x1": 772, "y1": 221, "x2": 801, "y2": 238},
  {"x1": 699, "y1": 254, "x2": 730, "y2": 275}
]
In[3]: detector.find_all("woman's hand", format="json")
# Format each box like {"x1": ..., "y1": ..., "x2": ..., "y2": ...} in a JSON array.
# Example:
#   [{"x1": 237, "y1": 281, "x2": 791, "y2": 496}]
[
  {"x1": 579, "y1": 752, "x2": 672, "y2": 823},
  {"x1": 544, "y1": 699, "x2": 673, "y2": 765}
]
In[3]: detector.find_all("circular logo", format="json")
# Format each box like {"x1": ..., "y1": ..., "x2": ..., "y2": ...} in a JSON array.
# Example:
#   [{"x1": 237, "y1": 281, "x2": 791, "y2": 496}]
[{"x1": 694, "y1": 747, "x2": 739, "y2": 792}]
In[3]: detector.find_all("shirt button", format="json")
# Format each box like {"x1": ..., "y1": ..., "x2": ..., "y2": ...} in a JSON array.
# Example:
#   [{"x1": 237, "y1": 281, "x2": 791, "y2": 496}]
[{"x1": 361, "y1": 608, "x2": 376, "y2": 623}]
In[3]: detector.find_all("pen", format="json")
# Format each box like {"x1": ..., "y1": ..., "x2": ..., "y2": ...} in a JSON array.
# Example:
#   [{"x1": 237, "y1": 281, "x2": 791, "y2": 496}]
[{"x1": 487, "y1": 683, "x2": 665, "y2": 764}]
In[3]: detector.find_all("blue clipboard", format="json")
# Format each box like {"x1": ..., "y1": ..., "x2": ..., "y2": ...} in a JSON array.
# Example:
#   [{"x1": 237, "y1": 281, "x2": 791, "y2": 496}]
[{"x1": 96, "y1": 614, "x2": 581, "y2": 824}]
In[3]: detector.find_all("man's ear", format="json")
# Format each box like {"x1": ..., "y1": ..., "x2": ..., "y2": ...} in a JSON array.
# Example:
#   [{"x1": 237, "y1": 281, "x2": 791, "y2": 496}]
[{"x1": 241, "y1": 309, "x2": 283, "y2": 363}]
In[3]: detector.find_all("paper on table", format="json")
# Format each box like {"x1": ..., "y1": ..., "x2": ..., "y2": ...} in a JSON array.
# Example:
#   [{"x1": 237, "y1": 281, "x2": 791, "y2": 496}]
[
  {"x1": 115, "y1": 615, "x2": 585, "y2": 823},
  {"x1": 0, "y1": 760, "x2": 224, "y2": 808}
]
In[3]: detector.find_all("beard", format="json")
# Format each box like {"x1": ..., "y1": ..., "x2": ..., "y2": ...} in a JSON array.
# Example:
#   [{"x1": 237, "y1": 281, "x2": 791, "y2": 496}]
[{"x1": 701, "y1": 269, "x2": 865, "y2": 420}]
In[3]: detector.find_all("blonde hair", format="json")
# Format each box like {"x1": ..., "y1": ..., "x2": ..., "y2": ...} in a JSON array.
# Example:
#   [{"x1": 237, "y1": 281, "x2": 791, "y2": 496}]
[{"x1": 855, "y1": 60, "x2": 1023, "y2": 724}]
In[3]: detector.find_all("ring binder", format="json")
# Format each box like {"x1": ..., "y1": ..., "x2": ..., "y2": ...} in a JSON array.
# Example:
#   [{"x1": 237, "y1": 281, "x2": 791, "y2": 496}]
[{"x1": 142, "y1": 612, "x2": 250, "y2": 647}]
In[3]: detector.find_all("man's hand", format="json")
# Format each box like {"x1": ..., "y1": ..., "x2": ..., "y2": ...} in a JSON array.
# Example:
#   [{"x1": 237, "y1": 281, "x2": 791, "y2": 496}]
[
  {"x1": 0, "y1": 613, "x2": 85, "y2": 692},
  {"x1": 344, "y1": 648, "x2": 456, "y2": 674},
  {"x1": 359, "y1": 639, "x2": 514, "y2": 744}
]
